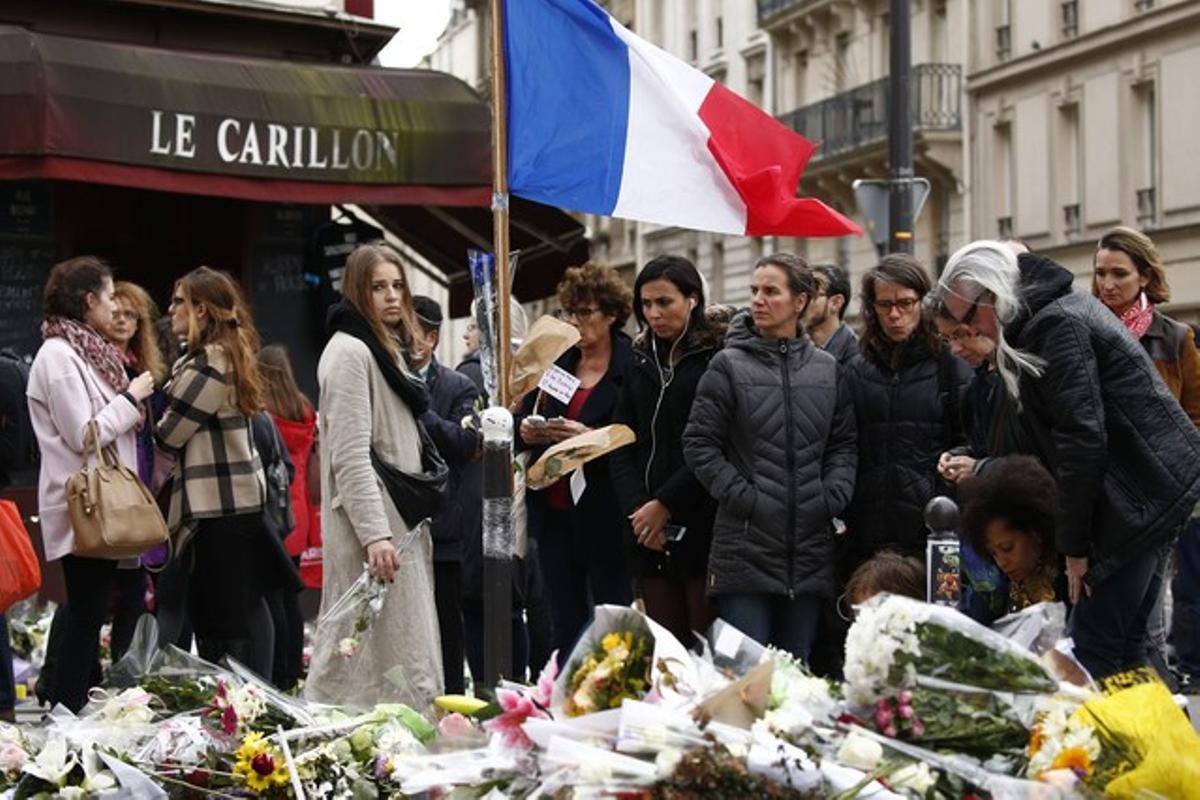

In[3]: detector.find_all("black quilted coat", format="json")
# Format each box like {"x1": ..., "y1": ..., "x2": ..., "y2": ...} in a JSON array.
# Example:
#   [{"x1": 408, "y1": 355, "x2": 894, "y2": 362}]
[
  {"x1": 682, "y1": 311, "x2": 857, "y2": 598},
  {"x1": 995, "y1": 253, "x2": 1200, "y2": 586},
  {"x1": 843, "y1": 337, "x2": 972, "y2": 565}
]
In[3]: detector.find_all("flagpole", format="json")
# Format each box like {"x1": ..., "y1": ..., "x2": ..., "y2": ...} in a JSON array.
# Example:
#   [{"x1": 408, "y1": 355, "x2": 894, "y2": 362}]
[
  {"x1": 482, "y1": 0, "x2": 514, "y2": 692},
  {"x1": 490, "y1": 0, "x2": 511, "y2": 404}
]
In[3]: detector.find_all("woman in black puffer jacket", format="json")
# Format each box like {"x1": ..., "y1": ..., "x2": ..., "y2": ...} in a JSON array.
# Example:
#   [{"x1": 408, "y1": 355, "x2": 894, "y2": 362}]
[
  {"x1": 610, "y1": 256, "x2": 722, "y2": 647},
  {"x1": 683, "y1": 253, "x2": 856, "y2": 660},
  {"x1": 843, "y1": 255, "x2": 972, "y2": 573}
]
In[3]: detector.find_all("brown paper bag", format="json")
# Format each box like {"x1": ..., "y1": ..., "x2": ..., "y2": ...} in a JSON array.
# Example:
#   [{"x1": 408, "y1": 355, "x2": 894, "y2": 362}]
[
  {"x1": 508, "y1": 315, "x2": 581, "y2": 401},
  {"x1": 526, "y1": 424, "x2": 636, "y2": 491}
]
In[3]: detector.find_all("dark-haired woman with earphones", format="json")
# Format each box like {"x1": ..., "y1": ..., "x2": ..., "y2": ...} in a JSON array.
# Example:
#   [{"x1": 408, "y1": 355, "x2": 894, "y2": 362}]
[{"x1": 610, "y1": 256, "x2": 723, "y2": 647}]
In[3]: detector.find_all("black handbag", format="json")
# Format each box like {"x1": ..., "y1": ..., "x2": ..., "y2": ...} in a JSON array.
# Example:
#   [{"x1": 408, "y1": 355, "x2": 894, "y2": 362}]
[{"x1": 370, "y1": 422, "x2": 448, "y2": 527}]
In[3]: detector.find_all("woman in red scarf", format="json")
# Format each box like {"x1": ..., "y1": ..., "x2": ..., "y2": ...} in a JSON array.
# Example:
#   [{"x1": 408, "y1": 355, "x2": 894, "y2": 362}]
[
  {"x1": 1093, "y1": 226, "x2": 1200, "y2": 421},
  {"x1": 1093, "y1": 225, "x2": 1200, "y2": 689}
]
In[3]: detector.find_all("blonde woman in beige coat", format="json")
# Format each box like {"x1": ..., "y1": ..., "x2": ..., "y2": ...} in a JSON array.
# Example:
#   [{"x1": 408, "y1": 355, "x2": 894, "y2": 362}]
[{"x1": 305, "y1": 244, "x2": 443, "y2": 710}]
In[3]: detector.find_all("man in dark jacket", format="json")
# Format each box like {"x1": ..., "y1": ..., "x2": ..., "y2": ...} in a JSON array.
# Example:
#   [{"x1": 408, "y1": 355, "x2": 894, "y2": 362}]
[
  {"x1": 412, "y1": 296, "x2": 483, "y2": 694},
  {"x1": 930, "y1": 243, "x2": 1200, "y2": 682},
  {"x1": 805, "y1": 264, "x2": 859, "y2": 366}
]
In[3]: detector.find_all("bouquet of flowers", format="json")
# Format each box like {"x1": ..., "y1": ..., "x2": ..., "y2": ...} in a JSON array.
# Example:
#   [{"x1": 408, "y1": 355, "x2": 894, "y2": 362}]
[
  {"x1": 865, "y1": 687, "x2": 1029, "y2": 758},
  {"x1": 0, "y1": 724, "x2": 28, "y2": 791},
  {"x1": 564, "y1": 630, "x2": 653, "y2": 717},
  {"x1": 844, "y1": 594, "x2": 1057, "y2": 706},
  {"x1": 553, "y1": 605, "x2": 701, "y2": 719},
  {"x1": 317, "y1": 568, "x2": 390, "y2": 661}
]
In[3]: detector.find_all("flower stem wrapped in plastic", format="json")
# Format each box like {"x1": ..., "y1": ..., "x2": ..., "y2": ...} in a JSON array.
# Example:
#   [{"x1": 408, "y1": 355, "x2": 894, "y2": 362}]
[{"x1": 844, "y1": 594, "x2": 1058, "y2": 706}]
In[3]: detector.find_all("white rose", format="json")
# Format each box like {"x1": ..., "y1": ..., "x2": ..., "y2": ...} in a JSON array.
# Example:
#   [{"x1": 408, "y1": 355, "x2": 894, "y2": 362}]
[
  {"x1": 836, "y1": 731, "x2": 883, "y2": 772},
  {"x1": 890, "y1": 762, "x2": 937, "y2": 794}
]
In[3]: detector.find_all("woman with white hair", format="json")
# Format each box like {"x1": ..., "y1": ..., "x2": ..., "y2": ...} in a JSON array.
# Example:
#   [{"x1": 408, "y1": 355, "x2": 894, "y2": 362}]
[{"x1": 926, "y1": 241, "x2": 1200, "y2": 682}]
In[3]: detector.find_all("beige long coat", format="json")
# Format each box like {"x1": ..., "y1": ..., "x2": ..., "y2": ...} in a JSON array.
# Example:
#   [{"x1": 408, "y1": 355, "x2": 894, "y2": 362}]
[{"x1": 304, "y1": 331, "x2": 443, "y2": 710}]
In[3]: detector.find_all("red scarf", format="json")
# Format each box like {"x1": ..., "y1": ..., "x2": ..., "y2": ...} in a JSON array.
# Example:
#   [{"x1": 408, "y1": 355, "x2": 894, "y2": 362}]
[
  {"x1": 1118, "y1": 292, "x2": 1155, "y2": 340},
  {"x1": 42, "y1": 316, "x2": 130, "y2": 393}
]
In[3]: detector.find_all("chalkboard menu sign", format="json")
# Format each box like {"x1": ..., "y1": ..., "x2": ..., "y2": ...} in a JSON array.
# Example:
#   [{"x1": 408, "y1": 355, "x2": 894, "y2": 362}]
[
  {"x1": 0, "y1": 182, "x2": 53, "y2": 239},
  {"x1": 0, "y1": 242, "x2": 56, "y2": 358},
  {"x1": 248, "y1": 205, "x2": 322, "y2": 400}
]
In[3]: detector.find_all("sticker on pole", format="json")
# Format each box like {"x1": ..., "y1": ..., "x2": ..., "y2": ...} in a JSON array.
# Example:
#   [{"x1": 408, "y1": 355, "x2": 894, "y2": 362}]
[{"x1": 538, "y1": 364, "x2": 582, "y2": 405}]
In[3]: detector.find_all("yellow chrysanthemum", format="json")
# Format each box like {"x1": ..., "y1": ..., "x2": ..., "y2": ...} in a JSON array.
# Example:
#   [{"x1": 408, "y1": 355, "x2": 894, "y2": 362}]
[
  {"x1": 601, "y1": 632, "x2": 622, "y2": 652},
  {"x1": 1051, "y1": 746, "x2": 1093, "y2": 775}
]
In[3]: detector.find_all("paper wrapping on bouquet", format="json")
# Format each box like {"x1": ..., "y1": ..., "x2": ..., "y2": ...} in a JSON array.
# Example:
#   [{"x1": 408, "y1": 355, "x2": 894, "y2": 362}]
[
  {"x1": 508, "y1": 315, "x2": 580, "y2": 402},
  {"x1": 1076, "y1": 669, "x2": 1200, "y2": 798},
  {"x1": 526, "y1": 425, "x2": 635, "y2": 491},
  {"x1": 991, "y1": 602, "x2": 1067, "y2": 655},
  {"x1": 552, "y1": 605, "x2": 701, "y2": 717},
  {"x1": 692, "y1": 659, "x2": 773, "y2": 729}
]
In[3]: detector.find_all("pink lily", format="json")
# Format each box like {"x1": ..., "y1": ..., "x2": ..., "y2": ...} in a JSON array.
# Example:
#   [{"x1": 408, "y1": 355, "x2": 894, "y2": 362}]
[{"x1": 483, "y1": 688, "x2": 544, "y2": 750}]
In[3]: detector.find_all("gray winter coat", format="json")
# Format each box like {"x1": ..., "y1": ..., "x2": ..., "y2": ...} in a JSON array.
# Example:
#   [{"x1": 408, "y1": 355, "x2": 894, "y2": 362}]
[{"x1": 683, "y1": 311, "x2": 857, "y2": 598}]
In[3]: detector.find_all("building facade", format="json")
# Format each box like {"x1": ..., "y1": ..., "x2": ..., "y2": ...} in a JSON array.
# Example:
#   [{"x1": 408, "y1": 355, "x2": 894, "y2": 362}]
[
  {"x1": 427, "y1": 0, "x2": 967, "y2": 318},
  {"x1": 428, "y1": 0, "x2": 1200, "y2": 321},
  {"x1": 969, "y1": 0, "x2": 1200, "y2": 317}
]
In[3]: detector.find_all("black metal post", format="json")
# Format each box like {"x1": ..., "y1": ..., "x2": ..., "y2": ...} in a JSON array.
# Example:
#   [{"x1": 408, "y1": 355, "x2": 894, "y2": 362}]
[
  {"x1": 888, "y1": 0, "x2": 914, "y2": 254},
  {"x1": 481, "y1": 408, "x2": 514, "y2": 690}
]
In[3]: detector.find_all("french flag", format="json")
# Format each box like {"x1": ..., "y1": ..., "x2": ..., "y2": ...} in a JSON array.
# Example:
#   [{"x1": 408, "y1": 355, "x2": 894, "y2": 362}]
[{"x1": 503, "y1": 0, "x2": 862, "y2": 238}]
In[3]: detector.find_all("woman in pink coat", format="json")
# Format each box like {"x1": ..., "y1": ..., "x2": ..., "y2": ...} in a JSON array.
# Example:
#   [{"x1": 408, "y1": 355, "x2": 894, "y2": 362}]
[{"x1": 26, "y1": 256, "x2": 155, "y2": 712}]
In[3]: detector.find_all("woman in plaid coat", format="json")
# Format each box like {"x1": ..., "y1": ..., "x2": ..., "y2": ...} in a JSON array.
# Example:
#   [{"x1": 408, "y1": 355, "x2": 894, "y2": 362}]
[
  {"x1": 304, "y1": 244, "x2": 443, "y2": 710},
  {"x1": 156, "y1": 267, "x2": 273, "y2": 675}
]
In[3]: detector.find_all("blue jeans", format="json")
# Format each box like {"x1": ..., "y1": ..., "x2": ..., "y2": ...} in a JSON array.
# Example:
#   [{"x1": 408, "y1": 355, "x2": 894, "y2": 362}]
[
  {"x1": 1071, "y1": 542, "x2": 1170, "y2": 682},
  {"x1": 1174, "y1": 517, "x2": 1200, "y2": 679},
  {"x1": 717, "y1": 593, "x2": 822, "y2": 662}
]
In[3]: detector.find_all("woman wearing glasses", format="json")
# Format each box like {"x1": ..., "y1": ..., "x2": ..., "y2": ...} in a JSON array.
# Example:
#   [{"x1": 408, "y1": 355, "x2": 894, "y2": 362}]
[
  {"x1": 842, "y1": 255, "x2": 972, "y2": 575},
  {"x1": 928, "y1": 241, "x2": 1200, "y2": 684},
  {"x1": 516, "y1": 262, "x2": 633, "y2": 660}
]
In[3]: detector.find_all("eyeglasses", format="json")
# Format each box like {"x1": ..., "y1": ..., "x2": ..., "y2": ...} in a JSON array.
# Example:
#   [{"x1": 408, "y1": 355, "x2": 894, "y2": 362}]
[
  {"x1": 872, "y1": 297, "x2": 921, "y2": 314},
  {"x1": 562, "y1": 306, "x2": 600, "y2": 320},
  {"x1": 938, "y1": 327, "x2": 983, "y2": 345}
]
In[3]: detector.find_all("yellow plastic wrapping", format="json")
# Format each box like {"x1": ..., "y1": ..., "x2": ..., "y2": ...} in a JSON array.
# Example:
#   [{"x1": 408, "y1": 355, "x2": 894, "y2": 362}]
[{"x1": 1070, "y1": 671, "x2": 1200, "y2": 799}]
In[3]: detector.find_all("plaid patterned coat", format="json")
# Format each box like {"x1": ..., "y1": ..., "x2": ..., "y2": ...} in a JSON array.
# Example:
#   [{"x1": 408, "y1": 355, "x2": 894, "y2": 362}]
[{"x1": 156, "y1": 344, "x2": 264, "y2": 550}]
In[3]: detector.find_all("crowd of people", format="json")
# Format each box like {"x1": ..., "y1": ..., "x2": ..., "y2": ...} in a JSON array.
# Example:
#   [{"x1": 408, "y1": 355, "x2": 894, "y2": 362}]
[{"x1": 3, "y1": 225, "x2": 1200, "y2": 721}]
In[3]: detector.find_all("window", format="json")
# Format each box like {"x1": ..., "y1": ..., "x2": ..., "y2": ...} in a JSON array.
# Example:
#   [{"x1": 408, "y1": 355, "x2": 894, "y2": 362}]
[
  {"x1": 1063, "y1": 204, "x2": 1081, "y2": 238},
  {"x1": 716, "y1": 16, "x2": 723, "y2": 49},
  {"x1": 835, "y1": 32, "x2": 850, "y2": 92},
  {"x1": 711, "y1": 238, "x2": 726, "y2": 299},
  {"x1": 1061, "y1": 1, "x2": 1078, "y2": 38},
  {"x1": 1134, "y1": 81, "x2": 1157, "y2": 226},
  {"x1": 1057, "y1": 102, "x2": 1081, "y2": 239},
  {"x1": 996, "y1": 25, "x2": 1012, "y2": 60},
  {"x1": 688, "y1": 29, "x2": 698, "y2": 61},
  {"x1": 995, "y1": 0, "x2": 1012, "y2": 60},
  {"x1": 994, "y1": 121, "x2": 1014, "y2": 236}
]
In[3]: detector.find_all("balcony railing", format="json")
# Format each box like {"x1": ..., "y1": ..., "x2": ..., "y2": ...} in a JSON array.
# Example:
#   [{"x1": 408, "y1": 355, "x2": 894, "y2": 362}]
[
  {"x1": 757, "y1": 0, "x2": 816, "y2": 25},
  {"x1": 775, "y1": 63, "x2": 962, "y2": 161}
]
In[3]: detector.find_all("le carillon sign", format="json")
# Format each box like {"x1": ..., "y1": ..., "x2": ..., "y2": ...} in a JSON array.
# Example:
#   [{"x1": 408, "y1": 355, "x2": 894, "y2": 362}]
[
  {"x1": 148, "y1": 110, "x2": 409, "y2": 181},
  {"x1": 0, "y1": 25, "x2": 491, "y2": 196}
]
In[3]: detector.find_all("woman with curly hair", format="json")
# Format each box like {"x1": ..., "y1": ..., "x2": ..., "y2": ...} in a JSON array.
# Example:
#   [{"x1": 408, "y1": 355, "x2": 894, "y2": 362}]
[
  {"x1": 960, "y1": 456, "x2": 1067, "y2": 613},
  {"x1": 517, "y1": 262, "x2": 634, "y2": 659}
]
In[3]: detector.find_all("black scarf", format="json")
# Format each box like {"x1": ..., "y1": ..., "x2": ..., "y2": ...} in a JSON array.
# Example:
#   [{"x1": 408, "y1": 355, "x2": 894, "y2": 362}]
[{"x1": 327, "y1": 300, "x2": 429, "y2": 415}]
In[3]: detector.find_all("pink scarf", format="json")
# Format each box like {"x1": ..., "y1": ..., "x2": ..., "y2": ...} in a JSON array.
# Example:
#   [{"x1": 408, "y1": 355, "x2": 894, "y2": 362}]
[
  {"x1": 42, "y1": 316, "x2": 130, "y2": 393},
  {"x1": 1118, "y1": 292, "x2": 1155, "y2": 340}
]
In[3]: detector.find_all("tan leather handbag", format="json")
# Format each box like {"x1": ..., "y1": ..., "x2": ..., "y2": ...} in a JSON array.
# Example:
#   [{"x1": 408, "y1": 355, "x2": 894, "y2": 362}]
[{"x1": 66, "y1": 420, "x2": 169, "y2": 559}]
